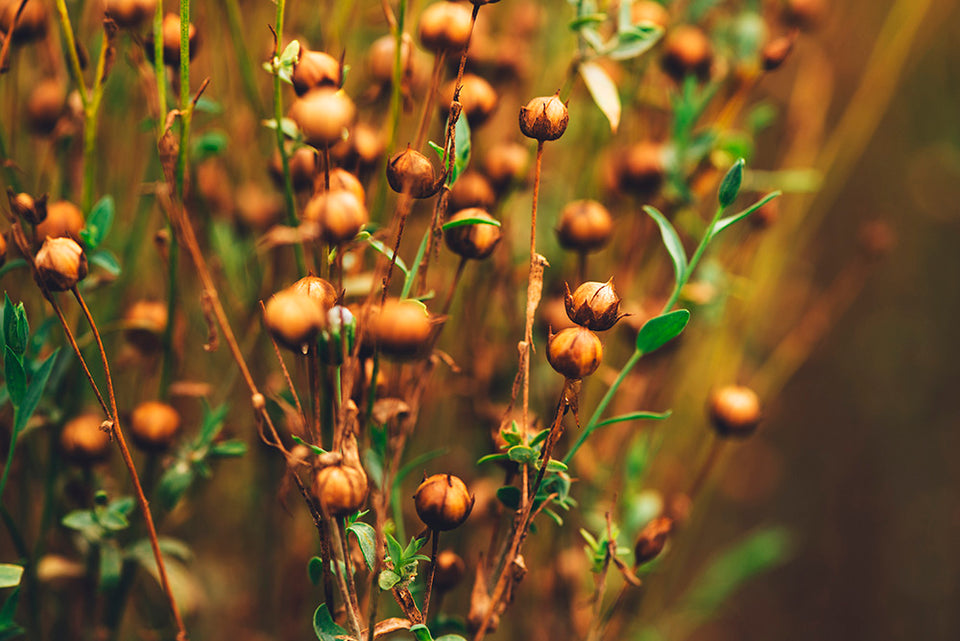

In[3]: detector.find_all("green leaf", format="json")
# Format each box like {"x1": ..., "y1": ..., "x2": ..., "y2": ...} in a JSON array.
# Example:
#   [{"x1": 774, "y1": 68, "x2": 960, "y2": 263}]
[
  {"x1": 14, "y1": 349, "x2": 58, "y2": 435},
  {"x1": 313, "y1": 603, "x2": 348, "y2": 641},
  {"x1": 617, "y1": 0, "x2": 634, "y2": 33},
  {"x1": 402, "y1": 535, "x2": 426, "y2": 560},
  {"x1": 395, "y1": 448, "x2": 448, "y2": 484},
  {"x1": 191, "y1": 130, "x2": 229, "y2": 162},
  {"x1": 81, "y1": 196, "x2": 115, "y2": 250},
  {"x1": 410, "y1": 623, "x2": 433, "y2": 641},
  {"x1": 89, "y1": 250, "x2": 121, "y2": 276},
  {"x1": 99, "y1": 544, "x2": 123, "y2": 589},
  {"x1": 0, "y1": 566, "x2": 22, "y2": 589},
  {"x1": 643, "y1": 206, "x2": 687, "y2": 286},
  {"x1": 378, "y1": 569, "x2": 401, "y2": 591},
  {"x1": 95, "y1": 505, "x2": 129, "y2": 532},
  {"x1": 346, "y1": 521, "x2": 377, "y2": 571},
  {"x1": 449, "y1": 114, "x2": 471, "y2": 185},
  {"x1": 712, "y1": 191, "x2": 782, "y2": 237},
  {"x1": 198, "y1": 403, "x2": 230, "y2": 446},
  {"x1": 291, "y1": 435, "x2": 327, "y2": 455},
  {"x1": 594, "y1": 410, "x2": 672, "y2": 430},
  {"x1": 428, "y1": 140, "x2": 445, "y2": 165},
  {"x1": 2, "y1": 296, "x2": 26, "y2": 357},
  {"x1": 635, "y1": 309, "x2": 690, "y2": 354},
  {"x1": 507, "y1": 445, "x2": 537, "y2": 464},
  {"x1": 718, "y1": 158, "x2": 745, "y2": 208},
  {"x1": 569, "y1": 13, "x2": 607, "y2": 31},
  {"x1": 307, "y1": 556, "x2": 323, "y2": 586},
  {"x1": 125, "y1": 536, "x2": 193, "y2": 565},
  {"x1": 496, "y1": 485, "x2": 521, "y2": 510},
  {"x1": 0, "y1": 587, "x2": 23, "y2": 641},
  {"x1": 476, "y1": 453, "x2": 510, "y2": 466},
  {"x1": 62, "y1": 510, "x2": 98, "y2": 533},
  {"x1": 209, "y1": 440, "x2": 247, "y2": 458},
  {"x1": 156, "y1": 461, "x2": 195, "y2": 511},
  {"x1": 440, "y1": 216, "x2": 501, "y2": 231},
  {"x1": 3, "y1": 347, "x2": 25, "y2": 408},
  {"x1": 385, "y1": 533, "x2": 404, "y2": 567},
  {"x1": 544, "y1": 459, "x2": 568, "y2": 473},
  {"x1": 435, "y1": 636, "x2": 469, "y2": 641},
  {"x1": 356, "y1": 231, "x2": 409, "y2": 277},
  {"x1": 262, "y1": 117, "x2": 302, "y2": 141},
  {"x1": 607, "y1": 23, "x2": 663, "y2": 60},
  {"x1": 579, "y1": 61, "x2": 621, "y2": 134}
]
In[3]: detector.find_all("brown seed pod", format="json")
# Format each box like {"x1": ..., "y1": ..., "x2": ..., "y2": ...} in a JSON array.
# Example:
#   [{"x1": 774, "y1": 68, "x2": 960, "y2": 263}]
[
  {"x1": 708, "y1": 385, "x2": 762, "y2": 438},
  {"x1": 617, "y1": 142, "x2": 665, "y2": 196},
  {"x1": 482, "y1": 142, "x2": 529, "y2": 192},
  {"x1": 0, "y1": 0, "x2": 48, "y2": 43},
  {"x1": 289, "y1": 88, "x2": 356, "y2": 148},
  {"x1": 292, "y1": 49, "x2": 341, "y2": 96},
  {"x1": 291, "y1": 275, "x2": 338, "y2": 312},
  {"x1": 104, "y1": 0, "x2": 157, "y2": 29},
  {"x1": 448, "y1": 171, "x2": 496, "y2": 212},
  {"x1": 519, "y1": 94, "x2": 569, "y2": 141},
  {"x1": 8, "y1": 190, "x2": 44, "y2": 225},
  {"x1": 270, "y1": 147, "x2": 318, "y2": 192},
  {"x1": 367, "y1": 33, "x2": 414, "y2": 84},
  {"x1": 444, "y1": 208, "x2": 502, "y2": 260},
  {"x1": 314, "y1": 463, "x2": 368, "y2": 517},
  {"x1": 660, "y1": 24, "x2": 712, "y2": 82},
  {"x1": 547, "y1": 326, "x2": 602, "y2": 379},
  {"x1": 414, "y1": 473, "x2": 474, "y2": 531},
  {"x1": 35, "y1": 200, "x2": 83, "y2": 242},
  {"x1": 352, "y1": 123, "x2": 386, "y2": 167},
  {"x1": 35, "y1": 237, "x2": 87, "y2": 292},
  {"x1": 235, "y1": 183, "x2": 283, "y2": 230},
  {"x1": 60, "y1": 414, "x2": 112, "y2": 464},
  {"x1": 440, "y1": 74, "x2": 498, "y2": 126},
  {"x1": 783, "y1": 0, "x2": 825, "y2": 30},
  {"x1": 634, "y1": 516, "x2": 673, "y2": 566},
  {"x1": 556, "y1": 199, "x2": 613, "y2": 252},
  {"x1": 129, "y1": 401, "x2": 181, "y2": 451},
  {"x1": 368, "y1": 298, "x2": 434, "y2": 359},
  {"x1": 564, "y1": 280, "x2": 623, "y2": 331},
  {"x1": 263, "y1": 289, "x2": 326, "y2": 351},
  {"x1": 630, "y1": 1, "x2": 670, "y2": 29},
  {"x1": 303, "y1": 189, "x2": 368, "y2": 245},
  {"x1": 145, "y1": 13, "x2": 198, "y2": 67},
  {"x1": 386, "y1": 147, "x2": 438, "y2": 198},
  {"x1": 26, "y1": 79, "x2": 66, "y2": 135},
  {"x1": 123, "y1": 300, "x2": 168, "y2": 353},
  {"x1": 433, "y1": 550, "x2": 466, "y2": 591},
  {"x1": 761, "y1": 35, "x2": 794, "y2": 71},
  {"x1": 325, "y1": 168, "x2": 366, "y2": 205},
  {"x1": 418, "y1": 1, "x2": 474, "y2": 53}
]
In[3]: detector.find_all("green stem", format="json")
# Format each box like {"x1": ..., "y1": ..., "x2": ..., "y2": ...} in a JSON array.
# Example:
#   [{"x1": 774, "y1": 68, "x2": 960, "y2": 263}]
[
  {"x1": 153, "y1": 1, "x2": 167, "y2": 139},
  {"x1": 399, "y1": 227, "x2": 431, "y2": 300},
  {"x1": 387, "y1": 0, "x2": 407, "y2": 153},
  {"x1": 221, "y1": 0, "x2": 262, "y2": 113},
  {"x1": 159, "y1": 232, "x2": 179, "y2": 396},
  {"x1": 53, "y1": 0, "x2": 88, "y2": 106}
]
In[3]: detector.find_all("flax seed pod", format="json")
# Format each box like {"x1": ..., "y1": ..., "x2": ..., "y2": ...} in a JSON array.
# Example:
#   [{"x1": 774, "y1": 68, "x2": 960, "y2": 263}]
[
  {"x1": 564, "y1": 280, "x2": 623, "y2": 331},
  {"x1": 35, "y1": 201, "x2": 83, "y2": 242},
  {"x1": 129, "y1": 401, "x2": 181, "y2": 451},
  {"x1": 547, "y1": 327, "x2": 602, "y2": 379},
  {"x1": 314, "y1": 463, "x2": 368, "y2": 517},
  {"x1": 289, "y1": 88, "x2": 356, "y2": 149},
  {"x1": 440, "y1": 74, "x2": 498, "y2": 126},
  {"x1": 386, "y1": 147, "x2": 438, "y2": 198},
  {"x1": 35, "y1": 237, "x2": 87, "y2": 291},
  {"x1": 448, "y1": 172, "x2": 496, "y2": 212},
  {"x1": 60, "y1": 414, "x2": 112, "y2": 464},
  {"x1": 634, "y1": 517, "x2": 673, "y2": 566},
  {"x1": 292, "y1": 49, "x2": 340, "y2": 96},
  {"x1": 617, "y1": 142, "x2": 665, "y2": 196},
  {"x1": 444, "y1": 209, "x2": 502, "y2": 260},
  {"x1": 418, "y1": 1, "x2": 473, "y2": 54},
  {"x1": 303, "y1": 189, "x2": 368, "y2": 245},
  {"x1": 519, "y1": 94, "x2": 568, "y2": 142},
  {"x1": 263, "y1": 289, "x2": 325, "y2": 351},
  {"x1": 414, "y1": 474, "x2": 474, "y2": 531},
  {"x1": 660, "y1": 25, "x2": 712, "y2": 82},
  {"x1": 123, "y1": 300, "x2": 168, "y2": 353},
  {"x1": 483, "y1": 142, "x2": 529, "y2": 193},
  {"x1": 104, "y1": 0, "x2": 157, "y2": 29},
  {"x1": 368, "y1": 298, "x2": 435, "y2": 360},
  {"x1": 708, "y1": 385, "x2": 762, "y2": 438},
  {"x1": 555, "y1": 200, "x2": 613, "y2": 253}
]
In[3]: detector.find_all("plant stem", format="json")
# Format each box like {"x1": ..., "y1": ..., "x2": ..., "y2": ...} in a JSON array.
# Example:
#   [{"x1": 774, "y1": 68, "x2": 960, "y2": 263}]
[
  {"x1": 422, "y1": 530, "x2": 440, "y2": 619},
  {"x1": 53, "y1": 0, "x2": 88, "y2": 106},
  {"x1": 220, "y1": 0, "x2": 262, "y2": 113},
  {"x1": 153, "y1": 2, "x2": 167, "y2": 139},
  {"x1": 521, "y1": 141, "x2": 545, "y2": 430}
]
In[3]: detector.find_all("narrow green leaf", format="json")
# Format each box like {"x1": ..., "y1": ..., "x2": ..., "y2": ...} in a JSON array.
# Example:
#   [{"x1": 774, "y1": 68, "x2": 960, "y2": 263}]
[
  {"x1": 496, "y1": 486, "x2": 521, "y2": 510},
  {"x1": 385, "y1": 533, "x2": 404, "y2": 567},
  {"x1": 545, "y1": 459, "x2": 569, "y2": 473},
  {"x1": 594, "y1": 410, "x2": 672, "y2": 430},
  {"x1": 14, "y1": 349, "x2": 59, "y2": 435},
  {"x1": 209, "y1": 440, "x2": 248, "y2": 458},
  {"x1": 635, "y1": 309, "x2": 690, "y2": 354},
  {"x1": 569, "y1": 13, "x2": 607, "y2": 31},
  {"x1": 0, "y1": 566, "x2": 22, "y2": 589},
  {"x1": 427, "y1": 140, "x2": 445, "y2": 164},
  {"x1": 449, "y1": 114, "x2": 471, "y2": 185},
  {"x1": 307, "y1": 556, "x2": 323, "y2": 586},
  {"x1": 440, "y1": 216, "x2": 501, "y2": 231},
  {"x1": 99, "y1": 544, "x2": 123, "y2": 589},
  {"x1": 82, "y1": 196, "x2": 115, "y2": 250},
  {"x1": 346, "y1": 521, "x2": 377, "y2": 571},
  {"x1": 378, "y1": 569, "x2": 401, "y2": 591},
  {"x1": 95, "y1": 506, "x2": 129, "y2": 532},
  {"x1": 618, "y1": 0, "x2": 634, "y2": 33},
  {"x1": 156, "y1": 461, "x2": 195, "y2": 511},
  {"x1": 607, "y1": 24, "x2": 663, "y2": 60},
  {"x1": 291, "y1": 435, "x2": 327, "y2": 455},
  {"x1": 3, "y1": 348, "x2": 24, "y2": 408},
  {"x1": 718, "y1": 158, "x2": 745, "y2": 208},
  {"x1": 507, "y1": 445, "x2": 537, "y2": 464},
  {"x1": 313, "y1": 603, "x2": 348, "y2": 641},
  {"x1": 580, "y1": 61, "x2": 621, "y2": 134},
  {"x1": 0, "y1": 586, "x2": 21, "y2": 626},
  {"x1": 11, "y1": 305, "x2": 26, "y2": 357},
  {"x1": 643, "y1": 206, "x2": 687, "y2": 285},
  {"x1": 198, "y1": 403, "x2": 230, "y2": 445},
  {"x1": 395, "y1": 448, "x2": 448, "y2": 484},
  {"x1": 476, "y1": 453, "x2": 510, "y2": 466},
  {"x1": 356, "y1": 231, "x2": 409, "y2": 276},
  {"x1": 61, "y1": 510, "x2": 97, "y2": 532},
  {"x1": 712, "y1": 191, "x2": 782, "y2": 237},
  {"x1": 89, "y1": 250, "x2": 121, "y2": 276}
]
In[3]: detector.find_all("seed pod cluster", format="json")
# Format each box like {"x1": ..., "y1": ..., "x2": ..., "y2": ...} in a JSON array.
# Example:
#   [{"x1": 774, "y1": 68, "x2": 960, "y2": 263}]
[
  {"x1": 418, "y1": 1, "x2": 474, "y2": 53},
  {"x1": 634, "y1": 516, "x2": 674, "y2": 566},
  {"x1": 547, "y1": 326, "x2": 603, "y2": 379},
  {"x1": 564, "y1": 280, "x2": 623, "y2": 331},
  {"x1": 519, "y1": 94, "x2": 569, "y2": 141},
  {"x1": 556, "y1": 200, "x2": 613, "y2": 252},
  {"x1": 708, "y1": 385, "x2": 761, "y2": 438},
  {"x1": 414, "y1": 473, "x2": 474, "y2": 531},
  {"x1": 35, "y1": 237, "x2": 87, "y2": 292},
  {"x1": 60, "y1": 414, "x2": 112, "y2": 464},
  {"x1": 444, "y1": 208, "x2": 502, "y2": 260},
  {"x1": 129, "y1": 401, "x2": 181, "y2": 451},
  {"x1": 386, "y1": 147, "x2": 438, "y2": 198}
]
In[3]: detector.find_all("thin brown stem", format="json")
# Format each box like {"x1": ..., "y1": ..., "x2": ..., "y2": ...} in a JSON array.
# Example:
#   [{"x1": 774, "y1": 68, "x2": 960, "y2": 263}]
[
  {"x1": 521, "y1": 140, "x2": 545, "y2": 431},
  {"x1": 308, "y1": 347, "x2": 322, "y2": 444},
  {"x1": 422, "y1": 530, "x2": 440, "y2": 620},
  {"x1": 260, "y1": 301, "x2": 307, "y2": 429},
  {"x1": 441, "y1": 257, "x2": 468, "y2": 316},
  {"x1": 414, "y1": 51, "x2": 447, "y2": 150}
]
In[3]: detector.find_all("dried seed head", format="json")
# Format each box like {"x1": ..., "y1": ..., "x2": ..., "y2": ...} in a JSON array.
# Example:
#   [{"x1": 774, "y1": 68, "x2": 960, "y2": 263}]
[
  {"x1": 270, "y1": 147, "x2": 318, "y2": 192},
  {"x1": 634, "y1": 516, "x2": 673, "y2": 566},
  {"x1": 352, "y1": 123, "x2": 386, "y2": 167},
  {"x1": 263, "y1": 289, "x2": 326, "y2": 351},
  {"x1": 783, "y1": 0, "x2": 825, "y2": 30},
  {"x1": 630, "y1": 1, "x2": 670, "y2": 29},
  {"x1": 314, "y1": 463, "x2": 368, "y2": 517},
  {"x1": 556, "y1": 199, "x2": 613, "y2": 252},
  {"x1": 483, "y1": 142, "x2": 529, "y2": 192},
  {"x1": 440, "y1": 74, "x2": 498, "y2": 125},
  {"x1": 661, "y1": 25, "x2": 713, "y2": 82},
  {"x1": 8, "y1": 190, "x2": 44, "y2": 225},
  {"x1": 414, "y1": 473, "x2": 474, "y2": 531},
  {"x1": 761, "y1": 35, "x2": 794, "y2": 71},
  {"x1": 444, "y1": 208, "x2": 502, "y2": 260},
  {"x1": 367, "y1": 33, "x2": 414, "y2": 84},
  {"x1": 303, "y1": 189, "x2": 368, "y2": 245},
  {"x1": 418, "y1": 1, "x2": 474, "y2": 53},
  {"x1": 448, "y1": 171, "x2": 496, "y2": 212},
  {"x1": 123, "y1": 300, "x2": 168, "y2": 353},
  {"x1": 368, "y1": 298, "x2": 434, "y2": 360},
  {"x1": 35, "y1": 237, "x2": 87, "y2": 291},
  {"x1": 129, "y1": 401, "x2": 182, "y2": 451},
  {"x1": 104, "y1": 0, "x2": 158, "y2": 29},
  {"x1": 564, "y1": 280, "x2": 623, "y2": 331},
  {"x1": 708, "y1": 385, "x2": 762, "y2": 438},
  {"x1": 547, "y1": 326, "x2": 603, "y2": 379},
  {"x1": 35, "y1": 200, "x2": 83, "y2": 242},
  {"x1": 0, "y1": 0, "x2": 48, "y2": 43},
  {"x1": 290, "y1": 88, "x2": 356, "y2": 148},
  {"x1": 519, "y1": 94, "x2": 569, "y2": 141},
  {"x1": 146, "y1": 13, "x2": 198, "y2": 67},
  {"x1": 292, "y1": 49, "x2": 341, "y2": 96},
  {"x1": 325, "y1": 168, "x2": 367, "y2": 205},
  {"x1": 60, "y1": 414, "x2": 112, "y2": 464},
  {"x1": 434, "y1": 550, "x2": 466, "y2": 591},
  {"x1": 291, "y1": 275, "x2": 338, "y2": 312},
  {"x1": 386, "y1": 147, "x2": 438, "y2": 198},
  {"x1": 617, "y1": 142, "x2": 665, "y2": 196},
  {"x1": 26, "y1": 79, "x2": 66, "y2": 135},
  {"x1": 235, "y1": 184, "x2": 283, "y2": 230}
]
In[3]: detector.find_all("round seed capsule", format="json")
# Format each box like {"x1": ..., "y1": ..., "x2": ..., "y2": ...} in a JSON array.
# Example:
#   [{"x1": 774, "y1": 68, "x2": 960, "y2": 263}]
[
  {"x1": 634, "y1": 516, "x2": 673, "y2": 566},
  {"x1": 708, "y1": 385, "x2": 761, "y2": 438},
  {"x1": 556, "y1": 200, "x2": 613, "y2": 252},
  {"x1": 60, "y1": 414, "x2": 112, "y2": 464},
  {"x1": 547, "y1": 327, "x2": 602, "y2": 379},
  {"x1": 564, "y1": 280, "x2": 622, "y2": 331},
  {"x1": 386, "y1": 147, "x2": 438, "y2": 198},
  {"x1": 418, "y1": 1, "x2": 473, "y2": 53},
  {"x1": 263, "y1": 289, "x2": 325, "y2": 351},
  {"x1": 368, "y1": 298, "x2": 434, "y2": 360},
  {"x1": 444, "y1": 208, "x2": 502, "y2": 260},
  {"x1": 414, "y1": 473, "x2": 474, "y2": 531},
  {"x1": 129, "y1": 401, "x2": 181, "y2": 451},
  {"x1": 292, "y1": 49, "x2": 341, "y2": 96},
  {"x1": 303, "y1": 189, "x2": 368, "y2": 245},
  {"x1": 519, "y1": 94, "x2": 568, "y2": 142},
  {"x1": 289, "y1": 88, "x2": 356, "y2": 148},
  {"x1": 35, "y1": 237, "x2": 87, "y2": 292},
  {"x1": 661, "y1": 25, "x2": 712, "y2": 82},
  {"x1": 314, "y1": 464, "x2": 368, "y2": 517}
]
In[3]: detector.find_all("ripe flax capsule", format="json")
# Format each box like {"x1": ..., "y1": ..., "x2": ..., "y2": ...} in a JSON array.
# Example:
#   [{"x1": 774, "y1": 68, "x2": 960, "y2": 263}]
[
  {"x1": 564, "y1": 280, "x2": 624, "y2": 331},
  {"x1": 519, "y1": 94, "x2": 569, "y2": 142},
  {"x1": 414, "y1": 474, "x2": 475, "y2": 531},
  {"x1": 547, "y1": 326, "x2": 603, "y2": 379}
]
